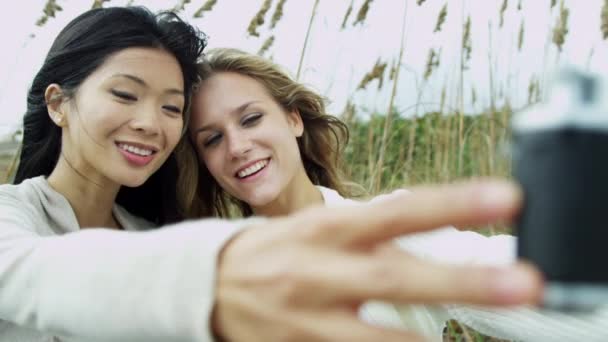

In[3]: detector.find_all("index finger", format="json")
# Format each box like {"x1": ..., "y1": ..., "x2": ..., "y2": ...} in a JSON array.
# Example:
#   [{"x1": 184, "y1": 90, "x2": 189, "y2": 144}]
[{"x1": 301, "y1": 179, "x2": 522, "y2": 247}]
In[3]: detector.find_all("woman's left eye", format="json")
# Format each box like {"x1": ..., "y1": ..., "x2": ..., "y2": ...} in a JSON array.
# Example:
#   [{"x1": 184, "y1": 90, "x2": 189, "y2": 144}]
[
  {"x1": 162, "y1": 105, "x2": 183, "y2": 114},
  {"x1": 242, "y1": 113, "x2": 262, "y2": 126},
  {"x1": 111, "y1": 89, "x2": 137, "y2": 101}
]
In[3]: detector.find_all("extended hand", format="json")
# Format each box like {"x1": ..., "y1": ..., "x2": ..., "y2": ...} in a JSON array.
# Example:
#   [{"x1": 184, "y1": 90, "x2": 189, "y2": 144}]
[{"x1": 213, "y1": 180, "x2": 542, "y2": 341}]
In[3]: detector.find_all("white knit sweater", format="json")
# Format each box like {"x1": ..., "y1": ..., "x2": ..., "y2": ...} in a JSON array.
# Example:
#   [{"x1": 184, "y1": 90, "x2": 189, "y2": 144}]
[
  {"x1": 318, "y1": 186, "x2": 608, "y2": 342},
  {"x1": 1, "y1": 176, "x2": 605, "y2": 341},
  {"x1": 0, "y1": 176, "x2": 247, "y2": 342}
]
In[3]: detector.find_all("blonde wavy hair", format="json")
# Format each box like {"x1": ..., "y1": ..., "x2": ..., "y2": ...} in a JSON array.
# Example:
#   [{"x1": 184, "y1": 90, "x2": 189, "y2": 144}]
[{"x1": 176, "y1": 48, "x2": 360, "y2": 218}]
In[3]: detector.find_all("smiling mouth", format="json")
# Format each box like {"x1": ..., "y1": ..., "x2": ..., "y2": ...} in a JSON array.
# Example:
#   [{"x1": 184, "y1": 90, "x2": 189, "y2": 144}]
[
  {"x1": 236, "y1": 158, "x2": 270, "y2": 179},
  {"x1": 116, "y1": 142, "x2": 159, "y2": 167},
  {"x1": 116, "y1": 143, "x2": 156, "y2": 157}
]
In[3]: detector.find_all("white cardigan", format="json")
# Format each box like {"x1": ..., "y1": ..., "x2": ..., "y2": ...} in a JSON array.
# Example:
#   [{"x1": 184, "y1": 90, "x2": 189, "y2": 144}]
[
  {"x1": 1, "y1": 176, "x2": 606, "y2": 341},
  {"x1": 319, "y1": 186, "x2": 608, "y2": 342},
  {"x1": 0, "y1": 176, "x2": 249, "y2": 342}
]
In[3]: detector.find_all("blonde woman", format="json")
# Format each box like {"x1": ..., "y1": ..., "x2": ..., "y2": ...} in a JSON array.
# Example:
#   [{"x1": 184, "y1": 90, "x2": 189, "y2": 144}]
[{"x1": 180, "y1": 48, "x2": 608, "y2": 341}]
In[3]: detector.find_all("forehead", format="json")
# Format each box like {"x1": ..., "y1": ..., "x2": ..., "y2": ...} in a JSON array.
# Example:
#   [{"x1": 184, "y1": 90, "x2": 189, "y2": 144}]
[
  {"x1": 194, "y1": 72, "x2": 272, "y2": 111},
  {"x1": 85, "y1": 47, "x2": 184, "y2": 88}
]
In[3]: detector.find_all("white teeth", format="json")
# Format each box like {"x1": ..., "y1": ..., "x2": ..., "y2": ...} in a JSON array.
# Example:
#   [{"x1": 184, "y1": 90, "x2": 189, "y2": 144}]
[
  {"x1": 118, "y1": 143, "x2": 153, "y2": 156},
  {"x1": 237, "y1": 159, "x2": 269, "y2": 178}
]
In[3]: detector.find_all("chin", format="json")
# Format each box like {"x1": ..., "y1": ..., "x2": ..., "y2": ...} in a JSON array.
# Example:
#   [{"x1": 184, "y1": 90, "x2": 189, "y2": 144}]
[
  {"x1": 116, "y1": 174, "x2": 152, "y2": 188},
  {"x1": 242, "y1": 191, "x2": 279, "y2": 208}
]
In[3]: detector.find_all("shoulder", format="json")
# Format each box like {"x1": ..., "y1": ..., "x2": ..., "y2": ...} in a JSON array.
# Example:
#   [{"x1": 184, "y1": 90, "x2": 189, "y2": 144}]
[
  {"x1": 369, "y1": 189, "x2": 412, "y2": 203},
  {"x1": 317, "y1": 186, "x2": 359, "y2": 206},
  {"x1": 318, "y1": 186, "x2": 412, "y2": 206},
  {"x1": 0, "y1": 177, "x2": 47, "y2": 230},
  {"x1": 0, "y1": 177, "x2": 45, "y2": 210}
]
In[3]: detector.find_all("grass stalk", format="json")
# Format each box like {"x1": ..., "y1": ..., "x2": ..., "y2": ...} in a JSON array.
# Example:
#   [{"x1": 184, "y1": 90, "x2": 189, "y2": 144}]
[
  {"x1": 372, "y1": 1, "x2": 408, "y2": 192},
  {"x1": 295, "y1": 0, "x2": 320, "y2": 80}
]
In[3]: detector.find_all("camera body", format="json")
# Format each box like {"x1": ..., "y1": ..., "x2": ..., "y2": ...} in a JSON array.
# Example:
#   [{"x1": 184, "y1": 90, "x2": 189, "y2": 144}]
[{"x1": 512, "y1": 68, "x2": 608, "y2": 311}]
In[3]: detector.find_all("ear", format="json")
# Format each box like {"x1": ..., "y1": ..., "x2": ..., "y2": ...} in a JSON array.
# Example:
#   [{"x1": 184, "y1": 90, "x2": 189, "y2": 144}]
[
  {"x1": 286, "y1": 108, "x2": 304, "y2": 138},
  {"x1": 45, "y1": 84, "x2": 67, "y2": 127}
]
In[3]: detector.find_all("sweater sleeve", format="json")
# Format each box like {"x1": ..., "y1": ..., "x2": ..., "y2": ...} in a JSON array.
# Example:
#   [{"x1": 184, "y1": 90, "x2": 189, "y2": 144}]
[
  {"x1": 373, "y1": 190, "x2": 608, "y2": 341},
  {"x1": 0, "y1": 192, "x2": 254, "y2": 342},
  {"x1": 396, "y1": 226, "x2": 608, "y2": 341}
]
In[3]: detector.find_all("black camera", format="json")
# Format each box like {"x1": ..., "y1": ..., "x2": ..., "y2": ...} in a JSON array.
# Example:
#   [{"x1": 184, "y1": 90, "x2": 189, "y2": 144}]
[{"x1": 513, "y1": 68, "x2": 608, "y2": 311}]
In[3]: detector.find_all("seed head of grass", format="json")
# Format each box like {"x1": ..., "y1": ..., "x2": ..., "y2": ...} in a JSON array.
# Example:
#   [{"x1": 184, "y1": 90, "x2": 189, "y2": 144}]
[
  {"x1": 37, "y1": 0, "x2": 62, "y2": 27},
  {"x1": 258, "y1": 35, "x2": 275, "y2": 56},
  {"x1": 270, "y1": 0, "x2": 287, "y2": 29},
  {"x1": 518, "y1": 20, "x2": 525, "y2": 51},
  {"x1": 424, "y1": 48, "x2": 440, "y2": 80},
  {"x1": 248, "y1": 0, "x2": 273, "y2": 37},
  {"x1": 471, "y1": 86, "x2": 477, "y2": 105},
  {"x1": 499, "y1": 0, "x2": 508, "y2": 28},
  {"x1": 36, "y1": 16, "x2": 48, "y2": 26},
  {"x1": 552, "y1": 0, "x2": 569, "y2": 51},
  {"x1": 171, "y1": 0, "x2": 191, "y2": 12},
  {"x1": 92, "y1": 0, "x2": 111, "y2": 9},
  {"x1": 354, "y1": 0, "x2": 374, "y2": 27},
  {"x1": 440, "y1": 86, "x2": 446, "y2": 112},
  {"x1": 341, "y1": 1, "x2": 354, "y2": 30},
  {"x1": 462, "y1": 16, "x2": 472, "y2": 67},
  {"x1": 434, "y1": 4, "x2": 447, "y2": 33},
  {"x1": 194, "y1": 0, "x2": 217, "y2": 18},
  {"x1": 601, "y1": 0, "x2": 608, "y2": 39},
  {"x1": 341, "y1": 99, "x2": 357, "y2": 124},
  {"x1": 43, "y1": 0, "x2": 62, "y2": 17},
  {"x1": 528, "y1": 77, "x2": 536, "y2": 104},
  {"x1": 389, "y1": 61, "x2": 397, "y2": 81},
  {"x1": 357, "y1": 59, "x2": 387, "y2": 90}
]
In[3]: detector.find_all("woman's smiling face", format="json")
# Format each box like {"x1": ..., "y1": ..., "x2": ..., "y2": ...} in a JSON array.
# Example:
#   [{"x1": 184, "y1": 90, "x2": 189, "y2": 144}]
[
  {"x1": 190, "y1": 71, "x2": 305, "y2": 207},
  {"x1": 55, "y1": 47, "x2": 185, "y2": 187}
]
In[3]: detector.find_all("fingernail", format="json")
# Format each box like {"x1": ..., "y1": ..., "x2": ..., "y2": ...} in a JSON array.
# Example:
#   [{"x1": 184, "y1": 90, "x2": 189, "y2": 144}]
[
  {"x1": 491, "y1": 266, "x2": 538, "y2": 303},
  {"x1": 477, "y1": 182, "x2": 520, "y2": 211}
]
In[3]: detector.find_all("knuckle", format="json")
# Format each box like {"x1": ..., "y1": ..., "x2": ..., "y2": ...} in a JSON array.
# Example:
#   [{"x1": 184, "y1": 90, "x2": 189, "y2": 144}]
[
  {"x1": 365, "y1": 262, "x2": 405, "y2": 296},
  {"x1": 268, "y1": 262, "x2": 309, "y2": 305},
  {"x1": 297, "y1": 216, "x2": 330, "y2": 242}
]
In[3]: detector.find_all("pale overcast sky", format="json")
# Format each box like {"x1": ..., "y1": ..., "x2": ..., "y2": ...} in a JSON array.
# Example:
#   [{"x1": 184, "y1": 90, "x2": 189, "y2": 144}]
[{"x1": 0, "y1": 0, "x2": 606, "y2": 133}]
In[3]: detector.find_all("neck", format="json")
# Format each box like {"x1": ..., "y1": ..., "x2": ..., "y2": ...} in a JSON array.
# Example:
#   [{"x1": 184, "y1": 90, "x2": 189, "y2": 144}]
[
  {"x1": 252, "y1": 167, "x2": 323, "y2": 217},
  {"x1": 47, "y1": 155, "x2": 121, "y2": 229}
]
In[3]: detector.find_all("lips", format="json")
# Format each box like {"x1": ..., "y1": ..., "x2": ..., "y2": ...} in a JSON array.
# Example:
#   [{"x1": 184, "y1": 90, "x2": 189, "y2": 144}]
[
  {"x1": 235, "y1": 158, "x2": 270, "y2": 179},
  {"x1": 116, "y1": 141, "x2": 159, "y2": 167}
]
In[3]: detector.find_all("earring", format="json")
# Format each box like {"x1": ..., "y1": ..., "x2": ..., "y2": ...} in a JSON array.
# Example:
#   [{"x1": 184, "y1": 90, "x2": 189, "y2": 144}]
[{"x1": 53, "y1": 112, "x2": 63, "y2": 125}]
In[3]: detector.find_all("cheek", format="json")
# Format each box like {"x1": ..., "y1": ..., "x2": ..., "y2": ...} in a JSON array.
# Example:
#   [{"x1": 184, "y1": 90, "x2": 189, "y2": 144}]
[
  {"x1": 277, "y1": 131, "x2": 301, "y2": 155},
  {"x1": 75, "y1": 103, "x2": 126, "y2": 139},
  {"x1": 201, "y1": 152, "x2": 224, "y2": 178},
  {"x1": 164, "y1": 119, "x2": 184, "y2": 149}
]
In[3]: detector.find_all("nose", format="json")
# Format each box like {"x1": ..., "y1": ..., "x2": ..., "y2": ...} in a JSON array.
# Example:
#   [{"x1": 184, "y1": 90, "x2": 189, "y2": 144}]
[
  {"x1": 226, "y1": 131, "x2": 252, "y2": 158},
  {"x1": 129, "y1": 104, "x2": 161, "y2": 136}
]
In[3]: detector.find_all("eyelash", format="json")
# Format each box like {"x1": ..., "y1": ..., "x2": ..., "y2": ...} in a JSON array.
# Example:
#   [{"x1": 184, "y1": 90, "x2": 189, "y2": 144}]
[
  {"x1": 203, "y1": 133, "x2": 222, "y2": 147},
  {"x1": 202, "y1": 112, "x2": 263, "y2": 148},
  {"x1": 163, "y1": 105, "x2": 183, "y2": 115},
  {"x1": 242, "y1": 112, "x2": 262, "y2": 126},
  {"x1": 111, "y1": 89, "x2": 137, "y2": 101},
  {"x1": 111, "y1": 89, "x2": 183, "y2": 115}
]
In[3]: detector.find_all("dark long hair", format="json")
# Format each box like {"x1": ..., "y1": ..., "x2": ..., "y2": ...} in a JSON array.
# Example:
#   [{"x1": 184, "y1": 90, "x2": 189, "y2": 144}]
[{"x1": 14, "y1": 6, "x2": 206, "y2": 224}]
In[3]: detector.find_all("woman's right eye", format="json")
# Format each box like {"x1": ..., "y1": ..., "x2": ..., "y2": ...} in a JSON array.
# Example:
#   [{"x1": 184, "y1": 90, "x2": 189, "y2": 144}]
[
  {"x1": 203, "y1": 134, "x2": 222, "y2": 147},
  {"x1": 110, "y1": 89, "x2": 137, "y2": 101}
]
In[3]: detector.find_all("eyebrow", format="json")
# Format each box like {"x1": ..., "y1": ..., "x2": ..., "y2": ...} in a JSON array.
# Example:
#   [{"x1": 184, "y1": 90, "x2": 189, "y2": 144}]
[
  {"x1": 110, "y1": 73, "x2": 184, "y2": 95},
  {"x1": 193, "y1": 101, "x2": 260, "y2": 137}
]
